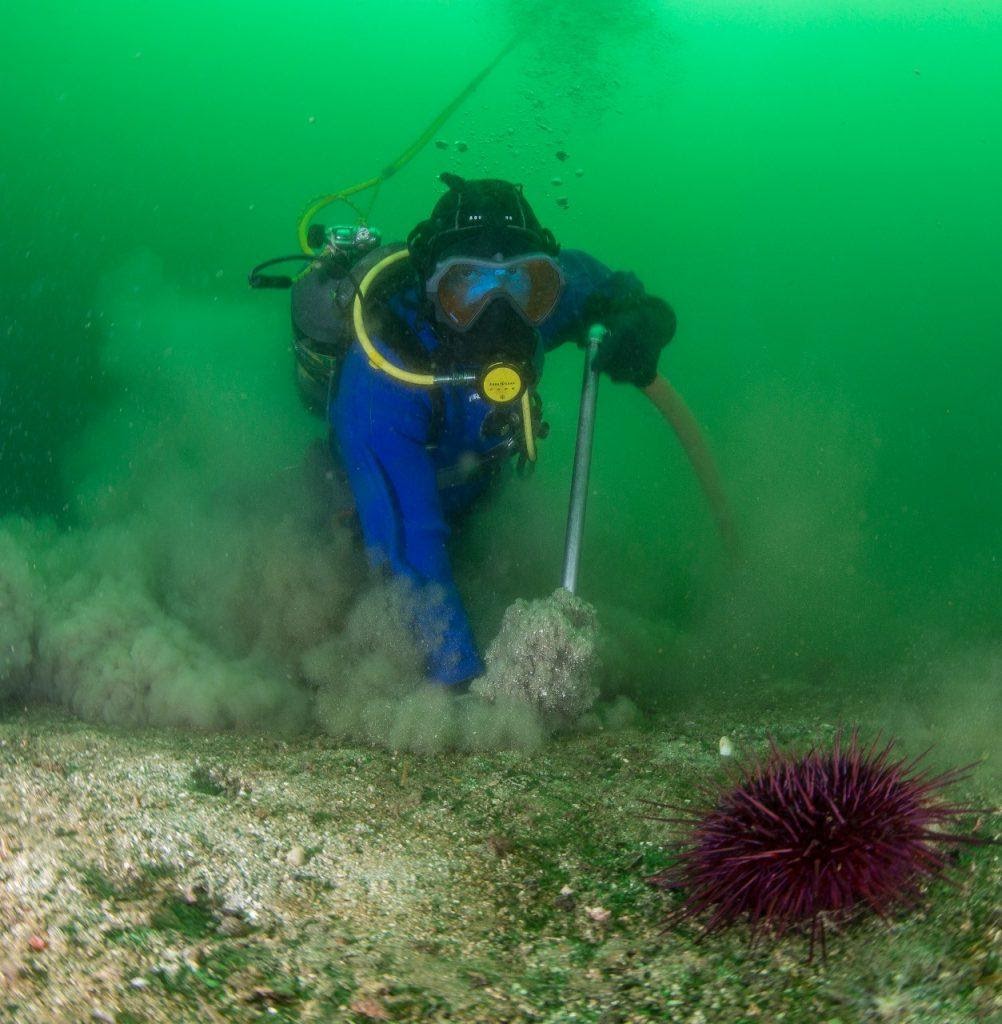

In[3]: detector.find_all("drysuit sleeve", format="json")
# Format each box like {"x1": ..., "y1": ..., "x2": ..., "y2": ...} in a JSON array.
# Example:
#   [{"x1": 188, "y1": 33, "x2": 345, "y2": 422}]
[
  {"x1": 330, "y1": 344, "x2": 484, "y2": 686},
  {"x1": 540, "y1": 249, "x2": 646, "y2": 349},
  {"x1": 541, "y1": 249, "x2": 677, "y2": 387}
]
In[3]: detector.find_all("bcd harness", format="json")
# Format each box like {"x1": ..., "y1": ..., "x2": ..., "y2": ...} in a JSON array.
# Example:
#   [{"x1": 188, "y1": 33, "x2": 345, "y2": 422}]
[{"x1": 250, "y1": 229, "x2": 545, "y2": 470}]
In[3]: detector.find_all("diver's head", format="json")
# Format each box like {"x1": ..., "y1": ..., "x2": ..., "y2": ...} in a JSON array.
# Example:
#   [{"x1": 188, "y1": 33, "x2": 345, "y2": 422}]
[
  {"x1": 409, "y1": 173, "x2": 558, "y2": 276},
  {"x1": 409, "y1": 174, "x2": 563, "y2": 365}
]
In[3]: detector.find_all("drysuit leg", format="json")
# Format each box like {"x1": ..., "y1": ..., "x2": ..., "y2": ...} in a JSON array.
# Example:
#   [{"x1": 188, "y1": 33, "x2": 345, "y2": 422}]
[{"x1": 330, "y1": 349, "x2": 484, "y2": 685}]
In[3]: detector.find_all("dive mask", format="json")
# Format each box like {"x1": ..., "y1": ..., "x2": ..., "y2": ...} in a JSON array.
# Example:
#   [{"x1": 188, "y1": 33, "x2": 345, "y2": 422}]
[{"x1": 425, "y1": 253, "x2": 565, "y2": 332}]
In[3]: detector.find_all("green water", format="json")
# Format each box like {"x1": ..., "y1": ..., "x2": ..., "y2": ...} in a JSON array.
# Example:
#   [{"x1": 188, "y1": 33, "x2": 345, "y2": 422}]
[{"x1": 1, "y1": 2, "x2": 999, "y2": 759}]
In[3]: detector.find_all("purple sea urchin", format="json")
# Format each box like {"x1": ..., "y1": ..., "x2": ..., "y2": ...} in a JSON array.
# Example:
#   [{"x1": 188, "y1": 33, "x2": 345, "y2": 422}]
[{"x1": 648, "y1": 731, "x2": 990, "y2": 957}]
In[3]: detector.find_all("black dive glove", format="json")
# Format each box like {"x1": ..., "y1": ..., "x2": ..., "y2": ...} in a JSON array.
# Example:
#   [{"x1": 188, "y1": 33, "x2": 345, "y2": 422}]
[{"x1": 592, "y1": 296, "x2": 677, "y2": 387}]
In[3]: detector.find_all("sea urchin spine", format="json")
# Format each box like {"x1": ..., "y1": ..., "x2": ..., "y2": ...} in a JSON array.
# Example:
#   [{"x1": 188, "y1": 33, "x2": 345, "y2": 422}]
[{"x1": 647, "y1": 730, "x2": 991, "y2": 958}]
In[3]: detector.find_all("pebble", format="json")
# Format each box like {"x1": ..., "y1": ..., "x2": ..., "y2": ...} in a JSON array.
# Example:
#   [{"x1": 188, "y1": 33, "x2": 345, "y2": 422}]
[
  {"x1": 217, "y1": 914, "x2": 253, "y2": 937},
  {"x1": 435, "y1": 139, "x2": 449, "y2": 150},
  {"x1": 554, "y1": 884, "x2": 576, "y2": 910},
  {"x1": 719, "y1": 736, "x2": 734, "y2": 757},
  {"x1": 286, "y1": 845, "x2": 307, "y2": 867},
  {"x1": 91, "y1": 1011, "x2": 115, "y2": 1024},
  {"x1": 129, "y1": 976, "x2": 148, "y2": 989},
  {"x1": 455, "y1": 141, "x2": 468, "y2": 153},
  {"x1": 28, "y1": 935, "x2": 47, "y2": 952}
]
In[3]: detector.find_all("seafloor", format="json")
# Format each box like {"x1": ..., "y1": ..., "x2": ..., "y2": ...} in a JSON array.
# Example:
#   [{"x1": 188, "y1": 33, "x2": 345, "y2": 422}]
[{"x1": 0, "y1": 704, "x2": 998, "y2": 1024}]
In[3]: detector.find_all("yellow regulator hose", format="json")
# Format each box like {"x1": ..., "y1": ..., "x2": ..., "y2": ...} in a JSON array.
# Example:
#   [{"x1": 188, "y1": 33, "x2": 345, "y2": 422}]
[
  {"x1": 352, "y1": 249, "x2": 438, "y2": 387},
  {"x1": 643, "y1": 374, "x2": 741, "y2": 561}
]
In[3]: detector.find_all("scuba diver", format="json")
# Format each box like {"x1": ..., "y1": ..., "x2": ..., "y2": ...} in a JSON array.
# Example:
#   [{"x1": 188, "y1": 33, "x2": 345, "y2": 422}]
[{"x1": 280, "y1": 173, "x2": 676, "y2": 689}]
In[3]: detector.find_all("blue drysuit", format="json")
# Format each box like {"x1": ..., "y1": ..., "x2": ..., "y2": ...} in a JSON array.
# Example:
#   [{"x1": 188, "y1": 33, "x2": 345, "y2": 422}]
[{"x1": 330, "y1": 249, "x2": 644, "y2": 685}]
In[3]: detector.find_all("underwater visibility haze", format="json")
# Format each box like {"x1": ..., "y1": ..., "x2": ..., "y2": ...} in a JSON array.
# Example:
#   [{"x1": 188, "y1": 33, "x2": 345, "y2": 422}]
[
  {"x1": 0, "y1": 0, "x2": 1000, "y2": 1019},
  {"x1": 2, "y1": 0, "x2": 998, "y2": 750}
]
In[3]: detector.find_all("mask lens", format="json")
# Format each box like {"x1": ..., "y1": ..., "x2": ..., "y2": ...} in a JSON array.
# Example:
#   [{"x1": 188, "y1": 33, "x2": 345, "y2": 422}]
[
  {"x1": 518, "y1": 258, "x2": 563, "y2": 322},
  {"x1": 436, "y1": 264, "x2": 495, "y2": 329},
  {"x1": 430, "y1": 256, "x2": 564, "y2": 331}
]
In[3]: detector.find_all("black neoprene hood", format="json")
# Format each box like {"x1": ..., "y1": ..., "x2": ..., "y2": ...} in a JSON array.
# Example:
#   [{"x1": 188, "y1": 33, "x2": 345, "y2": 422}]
[{"x1": 408, "y1": 173, "x2": 559, "y2": 280}]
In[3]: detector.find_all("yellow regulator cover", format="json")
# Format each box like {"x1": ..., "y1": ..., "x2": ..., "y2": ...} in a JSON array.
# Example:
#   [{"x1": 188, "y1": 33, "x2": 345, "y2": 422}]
[{"x1": 480, "y1": 363, "x2": 524, "y2": 404}]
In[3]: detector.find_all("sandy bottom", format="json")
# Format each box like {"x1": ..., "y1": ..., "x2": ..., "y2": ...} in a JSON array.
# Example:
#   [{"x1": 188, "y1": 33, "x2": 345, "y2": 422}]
[{"x1": 0, "y1": 704, "x2": 998, "y2": 1024}]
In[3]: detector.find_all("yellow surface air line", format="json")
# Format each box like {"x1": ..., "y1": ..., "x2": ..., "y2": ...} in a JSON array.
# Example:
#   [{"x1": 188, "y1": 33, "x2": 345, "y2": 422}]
[{"x1": 297, "y1": 36, "x2": 521, "y2": 255}]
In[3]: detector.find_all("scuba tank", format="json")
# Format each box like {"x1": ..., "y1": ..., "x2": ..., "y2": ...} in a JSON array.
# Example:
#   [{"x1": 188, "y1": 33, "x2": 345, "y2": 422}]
[{"x1": 250, "y1": 224, "x2": 404, "y2": 416}]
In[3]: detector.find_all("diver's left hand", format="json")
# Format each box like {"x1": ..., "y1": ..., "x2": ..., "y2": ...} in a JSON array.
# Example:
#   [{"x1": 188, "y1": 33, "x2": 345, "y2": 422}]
[{"x1": 593, "y1": 296, "x2": 677, "y2": 387}]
